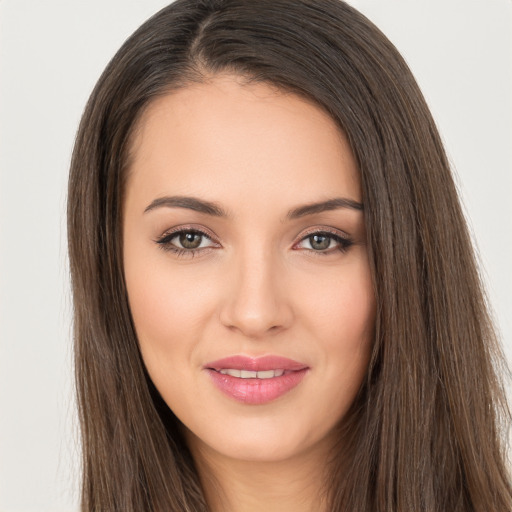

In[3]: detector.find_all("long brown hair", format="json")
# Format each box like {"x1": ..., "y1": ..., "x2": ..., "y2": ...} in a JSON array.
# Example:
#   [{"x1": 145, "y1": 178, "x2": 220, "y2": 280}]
[{"x1": 67, "y1": 0, "x2": 511, "y2": 510}]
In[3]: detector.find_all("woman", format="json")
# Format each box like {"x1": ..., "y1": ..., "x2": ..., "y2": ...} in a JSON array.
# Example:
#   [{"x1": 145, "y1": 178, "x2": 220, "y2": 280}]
[{"x1": 67, "y1": 0, "x2": 512, "y2": 510}]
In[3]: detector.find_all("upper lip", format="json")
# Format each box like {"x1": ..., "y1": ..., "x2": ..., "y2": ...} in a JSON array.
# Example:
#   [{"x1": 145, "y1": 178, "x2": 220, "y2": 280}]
[{"x1": 204, "y1": 355, "x2": 308, "y2": 372}]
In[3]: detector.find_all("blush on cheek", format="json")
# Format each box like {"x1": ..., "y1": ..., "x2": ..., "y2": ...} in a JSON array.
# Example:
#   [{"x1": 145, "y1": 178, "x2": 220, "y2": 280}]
[
  {"x1": 312, "y1": 279, "x2": 374, "y2": 331},
  {"x1": 126, "y1": 266, "x2": 219, "y2": 369},
  {"x1": 128, "y1": 270, "x2": 181, "y2": 324}
]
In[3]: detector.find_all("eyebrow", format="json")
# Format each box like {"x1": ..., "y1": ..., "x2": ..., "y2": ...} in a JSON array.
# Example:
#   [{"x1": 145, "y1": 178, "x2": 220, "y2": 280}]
[{"x1": 143, "y1": 195, "x2": 363, "y2": 218}]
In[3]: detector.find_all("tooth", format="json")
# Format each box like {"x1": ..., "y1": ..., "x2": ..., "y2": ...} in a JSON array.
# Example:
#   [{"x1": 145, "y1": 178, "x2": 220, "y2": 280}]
[
  {"x1": 256, "y1": 370, "x2": 275, "y2": 379},
  {"x1": 240, "y1": 370, "x2": 257, "y2": 378},
  {"x1": 218, "y1": 368, "x2": 286, "y2": 379}
]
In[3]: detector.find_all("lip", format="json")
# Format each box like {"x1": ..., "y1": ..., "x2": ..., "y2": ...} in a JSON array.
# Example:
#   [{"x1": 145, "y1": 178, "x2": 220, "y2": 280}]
[
  {"x1": 204, "y1": 355, "x2": 309, "y2": 405},
  {"x1": 205, "y1": 355, "x2": 308, "y2": 372}
]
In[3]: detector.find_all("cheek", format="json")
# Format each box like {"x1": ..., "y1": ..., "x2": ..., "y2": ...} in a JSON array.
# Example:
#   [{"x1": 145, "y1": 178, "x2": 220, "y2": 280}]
[
  {"x1": 300, "y1": 257, "x2": 375, "y2": 345},
  {"x1": 299, "y1": 259, "x2": 375, "y2": 397},
  {"x1": 123, "y1": 231, "x2": 218, "y2": 371},
  {"x1": 124, "y1": 262, "x2": 216, "y2": 413},
  {"x1": 129, "y1": 272, "x2": 198, "y2": 338},
  {"x1": 126, "y1": 266, "x2": 216, "y2": 354}
]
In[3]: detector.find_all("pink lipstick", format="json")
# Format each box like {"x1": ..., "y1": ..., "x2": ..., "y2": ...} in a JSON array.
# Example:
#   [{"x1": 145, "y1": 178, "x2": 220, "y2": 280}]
[{"x1": 204, "y1": 355, "x2": 309, "y2": 405}]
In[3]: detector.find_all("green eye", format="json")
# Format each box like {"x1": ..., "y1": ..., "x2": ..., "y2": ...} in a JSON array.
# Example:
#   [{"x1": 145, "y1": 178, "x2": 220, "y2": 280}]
[
  {"x1": 178, "y1": 232, "x2": 204, "y2": 249},
  {"x1": 156, "y1": 228, "x2": 217, "y2": 256},
  {"x1": 297, "y1": 231, "x2": 353, "y2": 254}
]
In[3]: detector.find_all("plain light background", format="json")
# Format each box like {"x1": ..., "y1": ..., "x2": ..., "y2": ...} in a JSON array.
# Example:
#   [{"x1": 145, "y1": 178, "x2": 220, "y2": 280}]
[{"x1": 0, "y1": 1, "x2": 510, "y2": 510}]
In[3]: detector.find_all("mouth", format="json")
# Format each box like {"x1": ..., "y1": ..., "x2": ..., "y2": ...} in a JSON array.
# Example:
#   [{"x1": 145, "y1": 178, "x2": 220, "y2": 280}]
[
  {"x1": 216, "y1": 368, "x2": 287, "y2": 379},
  {"x1": 205, "y1": 354, "x2": 308, "y2": 373},
  {"x1": 204, "y1": 355, "x2": 309, "y2": 404}
]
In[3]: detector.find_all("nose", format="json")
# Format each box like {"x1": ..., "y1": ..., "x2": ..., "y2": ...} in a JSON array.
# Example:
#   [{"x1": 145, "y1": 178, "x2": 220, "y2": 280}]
[{"x1": 219, "y1": 248, "x2": 294, "y2": 339}]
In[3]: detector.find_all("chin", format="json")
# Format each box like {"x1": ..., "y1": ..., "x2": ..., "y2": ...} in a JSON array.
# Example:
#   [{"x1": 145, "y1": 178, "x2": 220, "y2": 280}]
[{"x1": 184, "y1": 412, "x2": 333, "y2": 464}]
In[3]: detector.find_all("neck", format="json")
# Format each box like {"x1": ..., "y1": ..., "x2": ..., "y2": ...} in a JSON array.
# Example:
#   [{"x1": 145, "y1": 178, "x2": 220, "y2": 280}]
[{"x1": 187, "y1": 434, "x2": 333, "y2": 512}]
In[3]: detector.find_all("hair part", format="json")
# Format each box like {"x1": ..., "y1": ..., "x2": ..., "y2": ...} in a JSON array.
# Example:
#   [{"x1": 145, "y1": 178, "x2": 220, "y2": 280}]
[{"x1": 67, "y1": 0, "x2": 511, "y2": 510}]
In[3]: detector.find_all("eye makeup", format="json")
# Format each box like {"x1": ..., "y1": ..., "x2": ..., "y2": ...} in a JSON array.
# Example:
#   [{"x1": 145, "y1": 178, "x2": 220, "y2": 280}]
[
  {"x1": 154, "y1": 225, "x2": 354, "y2": 259},
  {"x1": 292, "y1": 227, "x2": 354, "y2": 256},
  {"x1": 155, "y1": 227, "x2": 220, "y2": 259}
]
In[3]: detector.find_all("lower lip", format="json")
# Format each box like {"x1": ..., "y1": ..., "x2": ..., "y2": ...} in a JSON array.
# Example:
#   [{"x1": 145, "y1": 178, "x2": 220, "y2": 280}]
[{"x1": 205, "y1": 369, "x2": 308, "y2": 405}]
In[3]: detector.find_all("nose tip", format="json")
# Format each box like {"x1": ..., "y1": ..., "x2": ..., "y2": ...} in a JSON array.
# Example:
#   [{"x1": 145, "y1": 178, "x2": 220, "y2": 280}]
[
  {"x1": 219, "y1": 257, "x2": 293, "y2": 339},
  {"x1": 224, "y1": 310, "x2": 283, "y2": 339}
]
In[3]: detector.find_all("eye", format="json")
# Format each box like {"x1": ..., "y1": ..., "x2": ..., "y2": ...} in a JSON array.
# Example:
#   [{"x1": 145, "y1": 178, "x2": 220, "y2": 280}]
[
  {"x1": 155, "y1": 228, "x2": 219, "y2": 257},
  {"x1": 295, "y1": 230, "x2": 353, "y2": 254}
]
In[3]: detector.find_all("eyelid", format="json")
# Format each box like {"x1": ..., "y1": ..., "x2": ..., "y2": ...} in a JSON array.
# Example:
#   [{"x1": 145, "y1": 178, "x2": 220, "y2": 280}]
[
  {"x1": 154, "y1": 224, "x2": 221, "y2": 255},
  {"x1": 292, "y1": 226, "x2": 354, "y2": 254},
  {"x1": 156, "y1": 224, "x2": 219, "y2": 243},
  {"x1": 296, "y1": 226, "x2": 351, "y2": 241},
  {"x1": 154, "y1": 224, "x2": 353, "y2": 256}
]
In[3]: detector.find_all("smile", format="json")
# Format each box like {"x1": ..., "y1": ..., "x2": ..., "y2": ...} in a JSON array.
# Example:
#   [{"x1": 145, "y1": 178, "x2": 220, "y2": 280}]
[
  {"x1": 217, "y1": 369, "x2": 285, "y2": 379},
  {"x1": 204, "y1": 355, "x2": 309, "y2": 404}
]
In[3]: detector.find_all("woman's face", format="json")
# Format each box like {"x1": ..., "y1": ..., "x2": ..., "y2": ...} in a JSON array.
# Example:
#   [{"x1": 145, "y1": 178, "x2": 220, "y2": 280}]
[{"x1": 123, "y1": 75, "x2": 375, "y2": 463}]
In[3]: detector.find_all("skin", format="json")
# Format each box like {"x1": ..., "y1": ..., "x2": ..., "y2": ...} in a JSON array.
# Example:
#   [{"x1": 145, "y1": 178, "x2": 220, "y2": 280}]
[{"x1": 123, "y1": 74, "x2": 376, "y2": 512}]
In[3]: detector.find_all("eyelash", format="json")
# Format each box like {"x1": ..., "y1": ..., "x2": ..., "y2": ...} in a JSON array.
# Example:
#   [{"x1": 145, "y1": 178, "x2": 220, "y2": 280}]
[{"x1": 155, "y1": 227, "x2": 354, "y2": 259}]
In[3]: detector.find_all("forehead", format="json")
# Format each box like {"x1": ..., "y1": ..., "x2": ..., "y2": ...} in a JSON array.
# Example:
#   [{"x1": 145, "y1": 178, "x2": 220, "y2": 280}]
[{"x1": 125, "y1": 75, "x2": 361, "y2": 211}]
